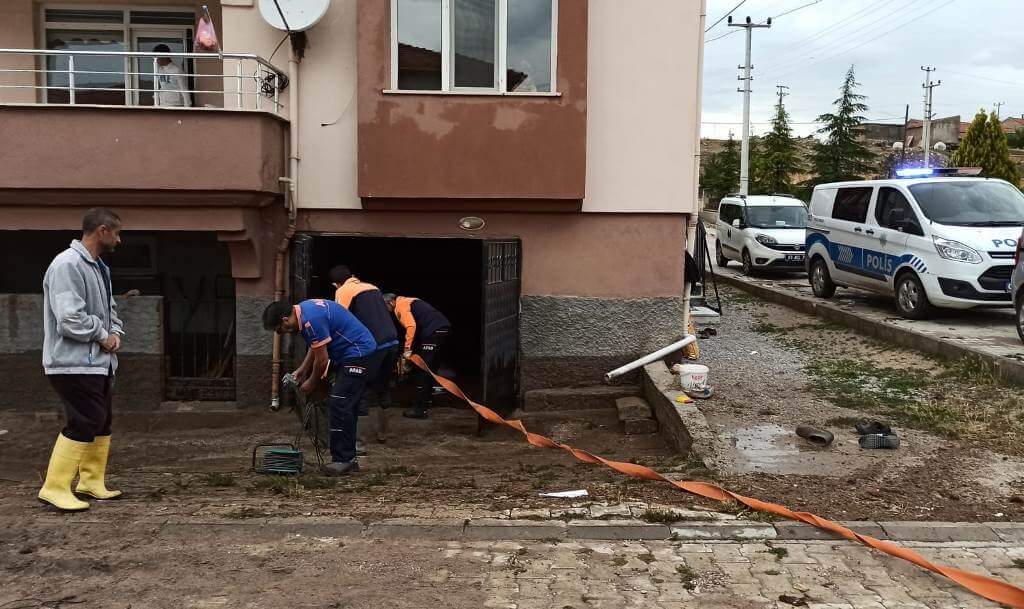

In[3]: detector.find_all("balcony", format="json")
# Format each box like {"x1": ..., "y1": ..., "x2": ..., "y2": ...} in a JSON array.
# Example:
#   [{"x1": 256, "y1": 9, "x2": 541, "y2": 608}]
[{"x1": 0, "y1": 48, "x2": 289, "y2": 207}]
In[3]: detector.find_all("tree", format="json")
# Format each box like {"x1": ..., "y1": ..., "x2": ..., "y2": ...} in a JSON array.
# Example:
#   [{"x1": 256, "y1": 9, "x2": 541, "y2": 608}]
[
  {"x1": 751, "y1": 97, "x2": 803, "y2": 194},
  {"x1": 950, "y1": 110, "x2": 1021, "y2": 185},
  {"x1": 1006, "y1": 128, "x2": 1024, "y2": 149},
  {"x1": 700, "y1": 132, "x2": 740, "y2": 205},
  {"x1": 808, "y1": 65, "x2": 876, "y2": 184}
]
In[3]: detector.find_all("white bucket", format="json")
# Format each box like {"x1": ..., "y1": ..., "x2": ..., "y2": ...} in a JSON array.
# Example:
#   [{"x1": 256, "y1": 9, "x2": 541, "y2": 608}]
[{"x1": 674, "y1": 364, "x2": 709, "y2": 390}]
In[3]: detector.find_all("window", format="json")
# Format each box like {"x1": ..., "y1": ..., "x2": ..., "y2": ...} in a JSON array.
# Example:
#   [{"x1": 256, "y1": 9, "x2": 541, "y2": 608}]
[
  {"x1": 875, "y1": 187, "x2": 920, "y2": 234},
  {"x1": 719, "y1": 204, "x2": 737, "y2": 225},
  {"x1": 392, "y1": 0, "x2": 558, "y2": 94},
  {"x1": 42, "y1": 6, "x2": 194, "y2": 105},
  {"x1": 831, "y1": 187, "x2": 873, "y2": 223},
  {"x1": 908, "y1": 181, "x2": 1024, "y2": 226}
]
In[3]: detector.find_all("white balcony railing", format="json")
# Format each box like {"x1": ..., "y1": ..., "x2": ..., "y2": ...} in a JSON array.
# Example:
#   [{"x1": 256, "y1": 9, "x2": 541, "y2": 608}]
[{"x1": 0, "y1": 48, "x2": 287, "y2": 114}]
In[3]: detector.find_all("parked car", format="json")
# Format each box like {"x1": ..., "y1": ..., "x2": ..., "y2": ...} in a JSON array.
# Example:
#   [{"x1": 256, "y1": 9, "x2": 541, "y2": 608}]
[
  {"x1": 716, "y1": 194, "x2": 808, "y2": 275},
  {"x1": 805, "y1": 169, "x2": 1024, "y2": 319},
  {"x1": 1010, "y1": 229, "x2": 1024, "y2": 343}
]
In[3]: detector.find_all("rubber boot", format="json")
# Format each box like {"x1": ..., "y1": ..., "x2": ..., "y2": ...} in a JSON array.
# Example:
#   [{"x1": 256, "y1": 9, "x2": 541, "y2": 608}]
[
  {"x1": 76, "y1": 435, "x2": 122, "y2": 500},
  {"x1": 38, "y1": 434, "x2": 90, "y2": 511}
]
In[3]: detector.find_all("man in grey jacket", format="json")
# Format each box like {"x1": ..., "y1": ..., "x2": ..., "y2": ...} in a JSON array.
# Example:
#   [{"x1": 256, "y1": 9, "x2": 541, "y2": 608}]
[{"x1": 38, "y1": 208, "x2": 125, "y2": 511}]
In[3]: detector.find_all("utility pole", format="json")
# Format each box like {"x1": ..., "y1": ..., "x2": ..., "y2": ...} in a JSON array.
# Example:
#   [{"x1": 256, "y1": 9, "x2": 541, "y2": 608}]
[
  {"x1": 921, "y1": 66, "x2": 941, "y2": 167},
  {"x1": 776, "y1": 84, "x2": 789, "y2": 108},
  {"x1": 901, "y1": 103, "x2": 909, "y2": 165},
  {"x1": 995, "y1": 101, "x2": 1006, "y2": 119},
  {"x1": 729, "y1": 15, "x2": 772, "y2": 196}
]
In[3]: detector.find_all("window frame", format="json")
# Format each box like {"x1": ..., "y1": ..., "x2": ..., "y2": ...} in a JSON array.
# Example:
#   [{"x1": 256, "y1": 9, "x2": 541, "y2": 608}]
[
  {"x1": 39, "y1": 4, "x2": 195, "y2": 105},
  {"x1": 388, "y1": 0, "x2": 560, "y2": 97}
]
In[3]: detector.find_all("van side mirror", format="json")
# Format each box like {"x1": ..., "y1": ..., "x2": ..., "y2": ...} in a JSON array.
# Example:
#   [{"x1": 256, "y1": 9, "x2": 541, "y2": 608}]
[{"x1": 732, "y1": 218, "x2": 742, "y2": 229}]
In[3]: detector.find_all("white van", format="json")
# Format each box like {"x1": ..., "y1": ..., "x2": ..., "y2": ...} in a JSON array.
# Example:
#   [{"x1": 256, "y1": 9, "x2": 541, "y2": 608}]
[
  {"x1": 716, "y1": 194, "x2": 808, "y2": 274},
  {"x1": 805, "y1": 171, "x2": 1024, "y2": 319}
]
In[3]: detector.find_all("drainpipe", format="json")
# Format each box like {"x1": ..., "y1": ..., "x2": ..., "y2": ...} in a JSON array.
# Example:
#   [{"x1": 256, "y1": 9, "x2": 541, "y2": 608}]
[{"x1": 269, "y1": 45, "x2": 300, "y2": 411}]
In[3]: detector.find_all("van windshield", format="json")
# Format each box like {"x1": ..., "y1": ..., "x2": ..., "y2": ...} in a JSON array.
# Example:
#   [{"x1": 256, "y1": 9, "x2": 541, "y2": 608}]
[
  {"x1": 908, "y1": 181, "x2": 1024, "y2": 226},
  {"x1": 745, "y1": 205, "x2": 808, "y2": 229}
]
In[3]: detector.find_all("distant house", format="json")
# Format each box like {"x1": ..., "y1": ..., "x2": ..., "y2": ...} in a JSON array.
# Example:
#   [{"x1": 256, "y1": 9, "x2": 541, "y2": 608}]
[
  {"x1": 1002, "y1": 116, "x2": 1024, "y2": 136},
  {"x1": 905, "y1": 116, "x2": 967, "y2": 149}
]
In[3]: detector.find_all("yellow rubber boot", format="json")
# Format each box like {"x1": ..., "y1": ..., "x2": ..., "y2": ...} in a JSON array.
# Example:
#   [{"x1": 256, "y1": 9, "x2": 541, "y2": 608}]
[
  {"x1": 38, "y1": 434, "x2": 90, "y2": 511},
  {"x1": 76, "y1": 435, "x2": 122, "y2": 500}
]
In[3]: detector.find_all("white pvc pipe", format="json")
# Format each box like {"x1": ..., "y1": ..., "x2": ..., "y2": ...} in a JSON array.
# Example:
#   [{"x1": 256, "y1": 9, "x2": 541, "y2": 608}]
[{"x1": 604, "y1": 334, "x2": 697, "y2": 382}]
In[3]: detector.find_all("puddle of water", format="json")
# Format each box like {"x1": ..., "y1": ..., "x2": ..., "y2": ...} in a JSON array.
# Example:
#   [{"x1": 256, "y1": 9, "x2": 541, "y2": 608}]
[{"x1": 729, "y1": 424, "x2": 800, "y2": 473}]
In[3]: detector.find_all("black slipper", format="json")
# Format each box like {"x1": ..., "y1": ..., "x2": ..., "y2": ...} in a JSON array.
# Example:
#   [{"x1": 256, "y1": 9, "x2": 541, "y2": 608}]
[
  {"x1": 855, "y1": 421, "x2": 892, "y2": 436},
  {"x1": 859, "y1": 433, "x2": 900, "y2": 449}
]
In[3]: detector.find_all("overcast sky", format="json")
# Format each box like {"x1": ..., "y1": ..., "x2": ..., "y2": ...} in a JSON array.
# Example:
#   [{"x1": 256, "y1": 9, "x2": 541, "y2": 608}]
[{"x1": 701, "y1": 0, "x2": 1024, "y2": 140}]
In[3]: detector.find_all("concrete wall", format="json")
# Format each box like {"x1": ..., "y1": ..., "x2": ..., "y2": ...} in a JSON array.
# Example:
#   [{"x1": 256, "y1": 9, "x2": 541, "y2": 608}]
[
  {"x1": 0, "y1": 294, "x2": 163, "y2": 411},
  {"x1": 582, "y1": 0, "x2": 703, "y2": 214}
]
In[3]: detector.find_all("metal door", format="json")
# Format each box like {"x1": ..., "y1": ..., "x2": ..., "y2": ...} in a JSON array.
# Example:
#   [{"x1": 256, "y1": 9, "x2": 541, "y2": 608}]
[
  {"x1": 480, "y1": 240, "x2": 521, "y2": 412},
  {"x1": 290, "y1": 234, "x2": 314, "y2": 302}
]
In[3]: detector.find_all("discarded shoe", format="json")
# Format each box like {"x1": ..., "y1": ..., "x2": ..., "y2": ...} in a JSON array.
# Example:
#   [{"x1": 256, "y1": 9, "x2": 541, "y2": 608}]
[
  {"x1": 859, "y1": 433, "x2": 900, "y2": 449},
  {"x1": 855, "y1": 421, "x2": 892, "y2": 436},
  {"x1": 795, "y1": 425, "x2": 834, "y2": 447},
  {"x1": 322, "y1": 460, "x2": 360, "y2": 476},
  {"x1": 685, "y1": 386, "x2": 714, "y2": 400}
]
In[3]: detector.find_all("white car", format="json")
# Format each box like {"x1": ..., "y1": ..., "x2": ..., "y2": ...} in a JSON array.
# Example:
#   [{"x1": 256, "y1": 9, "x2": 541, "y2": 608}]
[
  {"x1": 805, "y1": 171, "x2": 1024, "y2": 319},
  {"x1": 715, "y1": 195, "x2": 809, "y2": 274}
]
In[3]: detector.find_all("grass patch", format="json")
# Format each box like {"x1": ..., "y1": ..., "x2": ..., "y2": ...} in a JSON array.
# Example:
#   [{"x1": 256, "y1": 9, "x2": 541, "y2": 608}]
[
  {"x1": 201, "y1": 472, "x2": 236, "y2": 487},
  {"x1": 938, "y1": 355, "x2": 1001, "y2": 386},
  {"x1": 641, "y1": 508, "x2": 681, "y2": 524},
  {"x1": 767, "y1": 546, "x2": 789, "y2": 560},
  {"x1": 676, "y1": 564, "x2": 697, "y2": 590}
]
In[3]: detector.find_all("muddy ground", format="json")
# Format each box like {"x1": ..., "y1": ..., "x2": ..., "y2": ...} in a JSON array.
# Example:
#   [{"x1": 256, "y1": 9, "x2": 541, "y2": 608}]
[
  {"x1": 702, "y1": 285, "x2": 1024, "y2": 522},
  {"x1": 2, "y1": 284, "x2": 1023, "y2": 527}
]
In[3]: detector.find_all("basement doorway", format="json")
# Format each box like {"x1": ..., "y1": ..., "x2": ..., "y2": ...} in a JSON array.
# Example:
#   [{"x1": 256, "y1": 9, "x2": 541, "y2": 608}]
[{"x1": 291, "y1": 235, "x2": 521, "y2": 411}]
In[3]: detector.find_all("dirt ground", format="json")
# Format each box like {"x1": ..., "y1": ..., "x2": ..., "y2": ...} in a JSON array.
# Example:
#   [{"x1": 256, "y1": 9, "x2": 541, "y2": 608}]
[{"x1": 700, "y1": 285, "x2": 1024, "y2": 522}]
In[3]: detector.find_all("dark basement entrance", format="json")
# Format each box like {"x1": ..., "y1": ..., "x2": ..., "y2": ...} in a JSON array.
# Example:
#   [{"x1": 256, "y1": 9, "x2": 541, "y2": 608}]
[{"x1": 290, "y1": 235, "x2": 521, "y2": 411}]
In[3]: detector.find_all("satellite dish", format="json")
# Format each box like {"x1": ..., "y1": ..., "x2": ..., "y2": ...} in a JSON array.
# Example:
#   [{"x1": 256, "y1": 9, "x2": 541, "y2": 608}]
[{"x1": 258, "y1": 0, "x2": 330, "y2": 32}]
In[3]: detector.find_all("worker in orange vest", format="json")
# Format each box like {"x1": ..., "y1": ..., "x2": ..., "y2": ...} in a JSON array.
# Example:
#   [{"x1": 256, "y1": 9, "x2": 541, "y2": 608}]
[{"x1": 382, "y1": 293, "x2": 451, "y2": 419}]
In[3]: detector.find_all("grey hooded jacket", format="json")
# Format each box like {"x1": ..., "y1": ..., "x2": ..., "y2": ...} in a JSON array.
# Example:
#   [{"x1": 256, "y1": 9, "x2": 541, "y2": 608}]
[{"x1": 42, "y1": 240, "x2": 125, "y2": 375}]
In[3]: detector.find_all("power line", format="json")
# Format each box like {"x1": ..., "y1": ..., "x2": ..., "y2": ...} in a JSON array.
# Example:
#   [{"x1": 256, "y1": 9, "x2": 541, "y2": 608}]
[
  {"x1": 704, "y1": 0, "x2": 823, "y2": 44},
  {"x1": 939, "y1": 68, "x2": 1024, "y2": 88},
  {"x1": 759, "y1": 0, "x2": 959, "y2": 83},
  {"x1": 761, "y1": 0, "x2": 932, "y2": 79},
  {"x1": 705, "y1": 0, "x2": 747, "y2": 33},
  {"x1": 768, "y1": 0, "x2": 893, "y2": 58}
]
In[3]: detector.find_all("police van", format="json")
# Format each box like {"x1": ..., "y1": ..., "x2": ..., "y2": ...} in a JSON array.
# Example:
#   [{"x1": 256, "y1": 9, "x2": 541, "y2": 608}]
[{"x1": 805, "y1": 168, "x2": 1024, "y2": 319}]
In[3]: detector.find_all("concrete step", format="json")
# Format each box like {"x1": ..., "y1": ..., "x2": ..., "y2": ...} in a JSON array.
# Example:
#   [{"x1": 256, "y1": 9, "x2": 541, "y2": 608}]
[{"x1": 522, "y1": 385, "x2": 641, "y2": 412}]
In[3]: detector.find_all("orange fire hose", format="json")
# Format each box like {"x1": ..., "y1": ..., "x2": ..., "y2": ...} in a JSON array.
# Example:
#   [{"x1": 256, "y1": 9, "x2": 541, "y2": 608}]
[{"x1": 410, "y1": 355, "x2": 1024, "y2": 608}]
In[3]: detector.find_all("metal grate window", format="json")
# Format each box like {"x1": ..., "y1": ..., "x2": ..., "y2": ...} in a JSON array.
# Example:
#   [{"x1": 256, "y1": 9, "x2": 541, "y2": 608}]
[
  {"x1": 45, "y1": 9, "x2": 124, "y2": 23},
  {"x1": 130, "y1": 11, "x2": 196, "y2": 25}
]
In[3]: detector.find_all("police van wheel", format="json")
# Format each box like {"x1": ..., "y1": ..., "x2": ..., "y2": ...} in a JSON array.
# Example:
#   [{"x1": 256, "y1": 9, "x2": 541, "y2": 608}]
[
  {"x1": 895, "y1": 273, "x2": 931, "y2": 320},
  {"x1": 741, "y1": 250, "x2": 754, "y2": 275},
  {"x1": 810, "y1": 259, "x2": 836, "y2": 299},
  {"x1": 715, "y1": 242, "x2": 729, "y2": 267}
]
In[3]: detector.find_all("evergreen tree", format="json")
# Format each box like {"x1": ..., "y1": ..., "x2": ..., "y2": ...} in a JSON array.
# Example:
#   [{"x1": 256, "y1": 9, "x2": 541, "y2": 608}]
[
  {"x1": 809, "y1": 66, "x2": 876, "y2": 184},
  {"x1": 950, "y1": 110, "x2": 1021, "y2": 185},
  {"x1": 1006, "y1": 128, "x2": 1024, "y2": 149},
  {"x1": 700, "y1": 132, "x2": 741, "y2": 204},
  {"x1": 752, "y1": 98, "x2": 803, "y2": 194}
]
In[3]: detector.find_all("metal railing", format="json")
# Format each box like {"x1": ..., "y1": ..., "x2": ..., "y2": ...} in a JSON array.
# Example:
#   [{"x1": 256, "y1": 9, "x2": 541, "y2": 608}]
[{"x1": 0, "y1": 48, "x2": 288, "y2": 115}]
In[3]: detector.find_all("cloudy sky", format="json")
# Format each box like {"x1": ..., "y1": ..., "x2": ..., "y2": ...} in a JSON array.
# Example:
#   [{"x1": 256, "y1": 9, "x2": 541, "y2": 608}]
[{"x1": 701, "y1": 0, "x2": 1024, "y2": 140}]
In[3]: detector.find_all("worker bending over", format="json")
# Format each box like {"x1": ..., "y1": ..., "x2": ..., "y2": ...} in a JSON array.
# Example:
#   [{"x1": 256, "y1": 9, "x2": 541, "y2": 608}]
[
  {"x1": 330, "y1": 265, "x2": 400, "y2": 445},
  {"x1": 263, "y1": 299, "x2": 378, "y2": 475},
  {"x1": 383, "y1": 293, "x2": 451, "y2": 419}
]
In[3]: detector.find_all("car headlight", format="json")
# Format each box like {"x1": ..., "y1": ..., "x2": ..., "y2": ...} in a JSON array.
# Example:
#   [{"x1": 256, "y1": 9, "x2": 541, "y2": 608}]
[
  {"x1": 933, "y1": 237, "x2": 982, "y2": 264},
  {"x1": 755, "y1": 234, "x2": 777, "y2": 246}
]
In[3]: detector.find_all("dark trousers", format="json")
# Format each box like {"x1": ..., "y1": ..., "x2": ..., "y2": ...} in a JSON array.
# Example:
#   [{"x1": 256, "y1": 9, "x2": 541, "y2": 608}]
[
  {"x1": 412, "y1": 328, "x2": 450, "y2": 411},
  {"x1": 328, "y1": 353, "x2": 381, "y2": 463},
  {"x1": 364, "y1": 344, "x2": 400, "y2": 411},
  {"x1": 48, "y1": 373, "x2": 113, "y2": 443}
]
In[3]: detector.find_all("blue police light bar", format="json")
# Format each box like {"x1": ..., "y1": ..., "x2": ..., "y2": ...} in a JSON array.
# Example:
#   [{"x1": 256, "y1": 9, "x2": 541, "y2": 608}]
[{"x1": 895, "y1": 167, "x2": 935, "y2": 178}]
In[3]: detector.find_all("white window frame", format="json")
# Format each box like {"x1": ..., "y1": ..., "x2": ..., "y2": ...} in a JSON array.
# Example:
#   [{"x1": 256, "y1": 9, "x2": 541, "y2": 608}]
[
  {"x1": 387, "y1": 0, "x2": 560, "y2": 97},
  {"x1": 39, "y1": 4, "x2": 196, "y2": 104}
]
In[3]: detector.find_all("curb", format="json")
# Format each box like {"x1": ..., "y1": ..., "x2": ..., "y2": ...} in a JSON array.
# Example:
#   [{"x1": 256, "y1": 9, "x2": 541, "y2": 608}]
[
  {"x1": 715, "y1": 273, "x2": 1024, "y2": 386},
  {"x1": 13, "y1": 516, "x2": 1023, "y2": 543}
]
